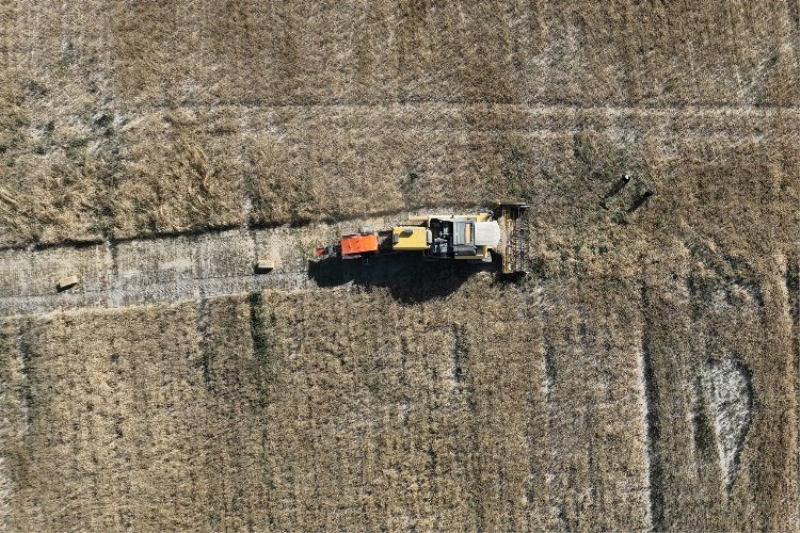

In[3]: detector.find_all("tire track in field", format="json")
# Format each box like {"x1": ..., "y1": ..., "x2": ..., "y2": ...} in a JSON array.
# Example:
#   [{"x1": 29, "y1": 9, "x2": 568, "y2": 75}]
[
  {"x1": 126, "y1": 100, "x2": 800, "y2": 139},
  {"x1": 639, "y1": 285, "x2": 665, "y2": 532},
  {"x1": 128, "y1": 99, "x2": 800, "y2": 113},
  {"x1": 789, "y1": 0, "x2": 800, "y2": 78},
  {"x1": 0, "y1": 229, "x2": 310, "y2": 318}
]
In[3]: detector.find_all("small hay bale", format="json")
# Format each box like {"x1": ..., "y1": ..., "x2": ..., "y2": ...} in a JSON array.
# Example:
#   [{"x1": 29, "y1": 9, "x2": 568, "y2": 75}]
[
  {"x1": 255, "y1": 259, "x2": 275, "y2": 274},
  {"x1": 57, "y1": 275, "x2": 80, "y2": 292}
]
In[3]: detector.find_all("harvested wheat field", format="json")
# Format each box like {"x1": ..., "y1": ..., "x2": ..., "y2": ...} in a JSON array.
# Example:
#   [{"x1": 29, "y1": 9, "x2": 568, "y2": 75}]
[{"x1": 0, "y1": 0, "x2": 798, "y2": 531}]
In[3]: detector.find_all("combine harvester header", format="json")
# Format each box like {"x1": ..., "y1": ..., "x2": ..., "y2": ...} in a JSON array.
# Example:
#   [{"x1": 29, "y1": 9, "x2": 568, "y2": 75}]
[{"x1": 315, "y1": 203, "x2": 530, "y2": 275}]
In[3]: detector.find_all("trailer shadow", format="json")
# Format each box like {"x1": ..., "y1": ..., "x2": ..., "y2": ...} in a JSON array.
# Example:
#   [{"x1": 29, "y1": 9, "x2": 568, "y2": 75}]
[{"x1": 307, "y1": 254, "x2": 492, "y2": 303}]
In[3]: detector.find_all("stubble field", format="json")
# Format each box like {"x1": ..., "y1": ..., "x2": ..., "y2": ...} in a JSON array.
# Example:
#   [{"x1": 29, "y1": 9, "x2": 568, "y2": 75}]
[{"x1": 0, "y1": 0, "x2": 798, "y2": 531}]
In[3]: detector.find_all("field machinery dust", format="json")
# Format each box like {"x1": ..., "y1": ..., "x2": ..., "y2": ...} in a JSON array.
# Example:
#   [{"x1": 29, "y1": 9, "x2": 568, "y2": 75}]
[{"x1": 315, "y1": 203, "x2": 530, "y2": 274}]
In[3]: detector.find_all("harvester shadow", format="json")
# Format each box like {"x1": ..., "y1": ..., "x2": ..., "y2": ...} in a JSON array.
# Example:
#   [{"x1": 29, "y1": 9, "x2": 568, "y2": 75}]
[{"x1": 307, "y1": 254, "x2": 488, "y2": 303}]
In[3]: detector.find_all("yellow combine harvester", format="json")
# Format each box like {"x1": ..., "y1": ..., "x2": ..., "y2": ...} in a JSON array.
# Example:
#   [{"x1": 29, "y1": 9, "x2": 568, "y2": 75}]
[{"x1": 315, "y1": 203, "x2": 529, "y2": 274}]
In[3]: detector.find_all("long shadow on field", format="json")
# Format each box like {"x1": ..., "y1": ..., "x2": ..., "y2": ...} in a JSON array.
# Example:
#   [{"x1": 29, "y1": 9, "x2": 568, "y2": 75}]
[{"x1": 308, "y1": 254, "x2": 488, "y2": 303}]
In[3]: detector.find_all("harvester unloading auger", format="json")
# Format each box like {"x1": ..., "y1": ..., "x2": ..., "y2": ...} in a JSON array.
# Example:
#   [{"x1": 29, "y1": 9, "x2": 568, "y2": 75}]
[{"x1": 315, "y1": 203, "x2": 530, "y2": 274}]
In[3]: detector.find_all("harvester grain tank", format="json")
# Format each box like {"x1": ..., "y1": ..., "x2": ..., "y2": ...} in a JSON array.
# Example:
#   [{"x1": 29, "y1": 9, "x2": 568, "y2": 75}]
[{"x1": 315, "y1": 203, "x2": 529, "y2": 274}]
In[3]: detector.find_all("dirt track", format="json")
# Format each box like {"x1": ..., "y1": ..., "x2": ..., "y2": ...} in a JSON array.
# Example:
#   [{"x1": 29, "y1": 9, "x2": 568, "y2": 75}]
[{"x1": 0, "y1": 209, "x2": 491, "y2": 317}]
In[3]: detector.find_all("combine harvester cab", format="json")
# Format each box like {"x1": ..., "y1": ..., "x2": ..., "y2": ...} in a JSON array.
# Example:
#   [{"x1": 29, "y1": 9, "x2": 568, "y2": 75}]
[{"x1": 315, "y1": 202, "x2": 530, "y2": 274}]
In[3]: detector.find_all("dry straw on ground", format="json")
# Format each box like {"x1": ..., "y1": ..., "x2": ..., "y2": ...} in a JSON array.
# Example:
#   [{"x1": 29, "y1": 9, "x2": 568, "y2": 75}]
[
  {"x1": 0, "y1": 0, "x2": 798, "y2": 531},
  {"x1": 0, "y1": 283, "x2": 642, "y2": 531},
  {"x1": 0, "y1": 258, "x2": 796, "y2": 531},
  {"x1": 0, "y1": 0, "x2": 797, "y2": 245}
]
